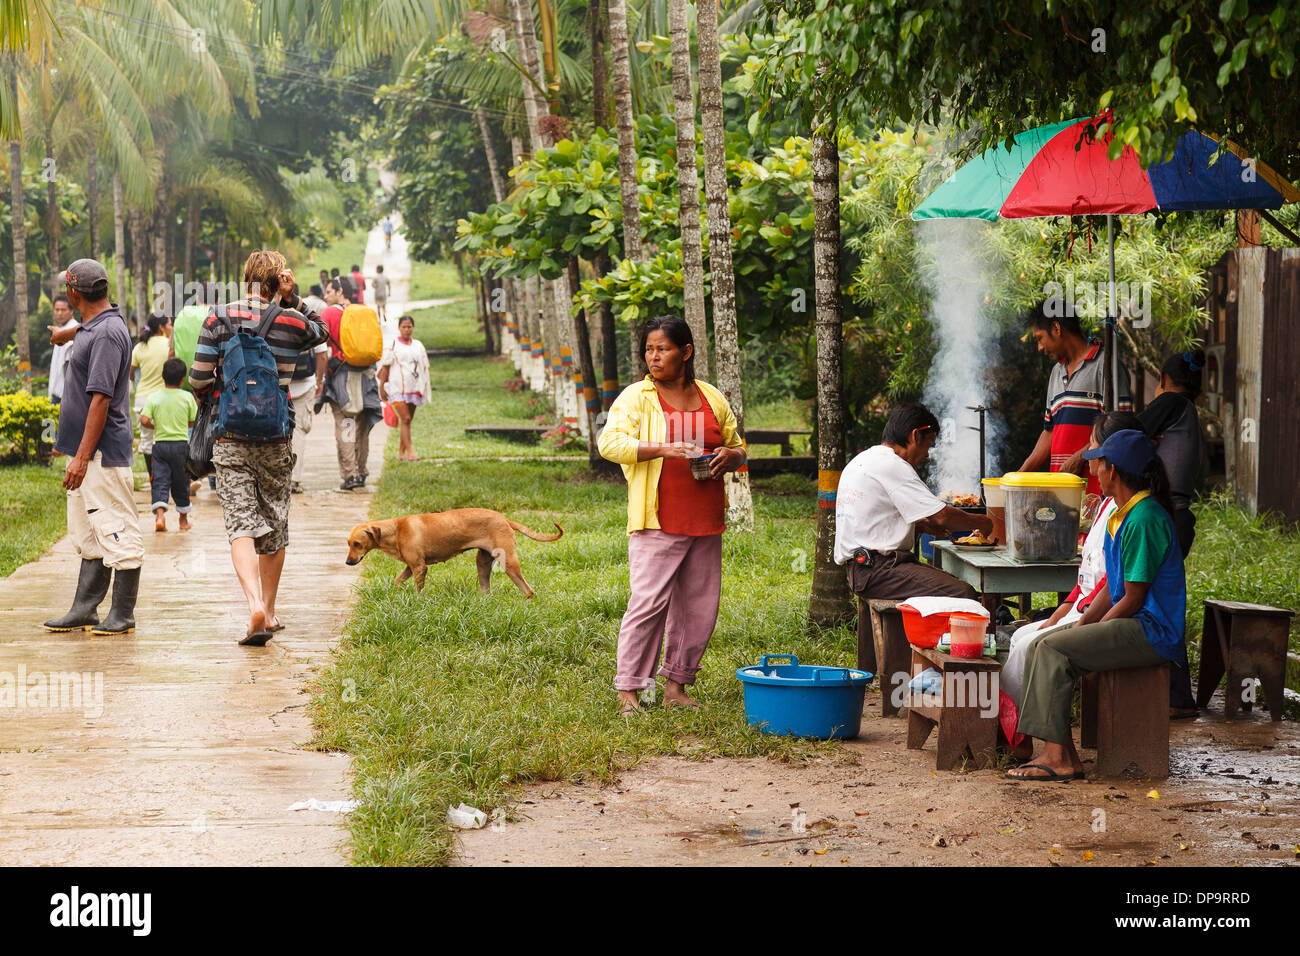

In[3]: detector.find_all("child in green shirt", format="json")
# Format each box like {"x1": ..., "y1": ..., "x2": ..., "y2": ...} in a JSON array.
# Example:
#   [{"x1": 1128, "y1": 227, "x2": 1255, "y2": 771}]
[{"x1": 140, "y1": 358, "x2": 199, "y2": 532}]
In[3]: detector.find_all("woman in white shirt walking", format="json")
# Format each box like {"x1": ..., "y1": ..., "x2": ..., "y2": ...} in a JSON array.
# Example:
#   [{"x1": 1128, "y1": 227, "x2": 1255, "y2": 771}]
[{"x1": 378, "y1": 313, "x2": 431, "y2": 461}]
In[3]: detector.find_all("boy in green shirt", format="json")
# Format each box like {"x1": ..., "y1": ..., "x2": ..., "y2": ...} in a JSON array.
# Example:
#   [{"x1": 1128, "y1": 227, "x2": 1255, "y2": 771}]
[{"x1": 140, "y1": 358, "x2": 199, "y2": 532}]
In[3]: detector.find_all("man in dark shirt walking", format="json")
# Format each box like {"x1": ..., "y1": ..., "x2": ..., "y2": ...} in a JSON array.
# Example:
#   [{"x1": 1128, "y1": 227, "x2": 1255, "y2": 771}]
[{"x1": 43, "y1": 259, "x2": 144, "y2": 636}]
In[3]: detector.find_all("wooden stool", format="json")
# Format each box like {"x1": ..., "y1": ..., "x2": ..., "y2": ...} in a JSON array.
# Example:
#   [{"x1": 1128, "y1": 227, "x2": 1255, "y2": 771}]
[
  {"x1": 864, "y1": 600, "x2": 910, "y2": 718},
  {"x1": 1080, "y1": 665, "x2": 1170, "y2": 778},
  {"x1": 1197, "y1": 600, "x2": 1295, "y2": 720},
  {"x1": 906, "y1": 645, "x2": 1002, "y2": 770}
]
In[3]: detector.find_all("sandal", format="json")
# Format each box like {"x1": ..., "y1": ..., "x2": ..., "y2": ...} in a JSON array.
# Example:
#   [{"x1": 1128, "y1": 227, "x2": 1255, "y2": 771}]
[
  {"x1": 240, "y1": 609, "x2": 274, "y2": 647},
  {"x1": 1003, "y1": 763, "x2": 1084, "y2": 782}
]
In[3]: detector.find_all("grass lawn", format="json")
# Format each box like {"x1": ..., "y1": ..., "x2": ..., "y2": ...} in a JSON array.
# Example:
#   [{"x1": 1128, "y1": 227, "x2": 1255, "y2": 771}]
[
  {"x1": 0, "y1": 463, "x2": 67, "y2": 576},
  {"x1": 407, "y1": 299, "x2": 484, "y2": 353},
  {"x1": 408, "y1": 259, "x2": 470, "y2": 302},
  {"x1": 310, "y1": 353, "x2": 851, "y2": 865},
  {"x1": 313, "y1": 344, "x2": 1300, "y2": 865},
  {"x1": 309, "y1": 227, "x2": 370, "y2": 281}
]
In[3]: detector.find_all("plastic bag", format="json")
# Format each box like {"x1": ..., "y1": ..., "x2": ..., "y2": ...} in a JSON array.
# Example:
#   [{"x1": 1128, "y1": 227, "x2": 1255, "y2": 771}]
[{"x1": 447, "y1": 803, "x2": 488, "y2": 829}]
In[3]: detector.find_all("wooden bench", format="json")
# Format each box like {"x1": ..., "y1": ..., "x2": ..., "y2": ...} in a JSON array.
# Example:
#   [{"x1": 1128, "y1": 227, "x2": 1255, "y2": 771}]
[
  {"x1": 1080, "y1": 664, "x2": 1170, "y2": 778},
  {"x1": 906, "y1": 644, "x2": 1002, "y2": 770},
  {"x1": 745, "y1": 428, "x2": 810, "y2": 457},
  {"x1": 862, "y1": 599, "x2": 911, "y2": 718},
  {"x1": 464, "y1": 424, "x2": 548, "y2": 445},
  {"x1": 1197, "y1": 600, "x2": 1295, "y2": 720}
]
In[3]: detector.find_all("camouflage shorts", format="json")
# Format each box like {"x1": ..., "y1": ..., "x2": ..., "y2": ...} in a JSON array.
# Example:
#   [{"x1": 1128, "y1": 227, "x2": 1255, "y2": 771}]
[{"x1": 213, "y1": 440, "x2": 294, "y2": 554}]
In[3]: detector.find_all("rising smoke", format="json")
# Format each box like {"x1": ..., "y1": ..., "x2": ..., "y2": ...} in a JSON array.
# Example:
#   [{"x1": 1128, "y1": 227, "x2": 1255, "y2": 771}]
[{"x1": 914, "y1": 218, "x2": 1006, "y2": 497}]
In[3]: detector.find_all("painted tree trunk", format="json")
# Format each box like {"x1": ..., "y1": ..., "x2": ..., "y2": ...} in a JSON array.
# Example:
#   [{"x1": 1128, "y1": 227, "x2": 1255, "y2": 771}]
[
  {"x1": 589, "y1": 0, "x2": 609, "y2": 129},
  {"x1": 87, "y1": 145, "x2": 99, "y2": 260},
  {"x1": 667, "y1": 0, "x2": 710, "y2": 381},
  {"x1": 696, "y1": 0, "x2": 752, "y2": 530},
  {"x1": 112, "y1": 173, "x2": 125, "y2": 307},
  {"x1": 808, "y1": 122, "x2": 853, "y2": 627},
  {"x1": 607, "y1": 0, "x2": 646, "y2": 378}
]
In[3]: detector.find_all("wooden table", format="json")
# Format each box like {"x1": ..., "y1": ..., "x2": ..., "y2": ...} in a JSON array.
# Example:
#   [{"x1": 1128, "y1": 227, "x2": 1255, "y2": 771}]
[
  {"x1": 906, "y1": 645, "x2": 1004, "y2": 770},
  {"x1": 931, "y1": 541, "x2": 1079, "y2": 613}
]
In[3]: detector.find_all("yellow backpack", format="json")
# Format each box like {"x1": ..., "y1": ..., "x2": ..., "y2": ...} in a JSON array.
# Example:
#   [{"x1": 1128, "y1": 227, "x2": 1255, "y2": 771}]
[{"x1": 340, "y1": 303, "x2": 382, "y2": 366}]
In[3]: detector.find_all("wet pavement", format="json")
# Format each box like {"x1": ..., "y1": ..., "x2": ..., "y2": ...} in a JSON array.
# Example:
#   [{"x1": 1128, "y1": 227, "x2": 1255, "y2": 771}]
[{"x1": 0, "y1": 411, "x2": 388, "y2": 865}]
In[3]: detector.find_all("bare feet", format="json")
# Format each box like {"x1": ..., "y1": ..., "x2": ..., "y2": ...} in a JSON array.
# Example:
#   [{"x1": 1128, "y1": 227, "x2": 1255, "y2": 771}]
[
  {"x1": 154, "y1": 509, "x2": 167, "y2": 533},
  {"x1": 178, "y1": 514, "x2": 191, "y2": 531},
  {"x1": 663, "y1": 680, "x2": 700, "y2": 709},
  {"x1": 617, "y1": 690, "x2": 643, "y2": 716}
]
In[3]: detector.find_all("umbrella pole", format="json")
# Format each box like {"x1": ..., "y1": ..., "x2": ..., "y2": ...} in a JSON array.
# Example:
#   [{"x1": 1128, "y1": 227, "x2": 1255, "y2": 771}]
[{"x1": 1105, "y1": 214, "x2": 1117, "y2": 412}]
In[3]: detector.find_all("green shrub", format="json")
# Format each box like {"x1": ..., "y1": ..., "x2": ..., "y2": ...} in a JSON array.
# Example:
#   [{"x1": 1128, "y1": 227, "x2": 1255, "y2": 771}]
[{"x1": 0, "y1": 391, "x2": 57, "y2": 464}]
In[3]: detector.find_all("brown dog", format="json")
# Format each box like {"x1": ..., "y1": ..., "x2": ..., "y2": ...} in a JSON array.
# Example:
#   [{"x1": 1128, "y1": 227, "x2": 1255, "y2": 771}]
[{"x1": 345, "y1": 508, "x2": 563, "y2": 597}]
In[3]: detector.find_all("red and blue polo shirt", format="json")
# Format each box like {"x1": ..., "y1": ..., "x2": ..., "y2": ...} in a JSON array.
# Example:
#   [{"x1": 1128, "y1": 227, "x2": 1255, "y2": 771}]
[{"x1": 1044, "y1": 342, "x2": 1132, "y2": 495}]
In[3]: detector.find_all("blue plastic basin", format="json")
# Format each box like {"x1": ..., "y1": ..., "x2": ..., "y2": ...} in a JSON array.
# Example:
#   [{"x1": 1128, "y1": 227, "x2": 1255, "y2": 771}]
[{"x1": 735, "y1": 654, "x2": 873, "y2": 739}]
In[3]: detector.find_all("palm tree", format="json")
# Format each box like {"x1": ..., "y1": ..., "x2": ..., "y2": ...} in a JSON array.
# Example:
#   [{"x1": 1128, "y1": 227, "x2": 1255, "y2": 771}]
[
  {"x1": 7, "y1": 57, "x2": 29, "y2": 370},
  {"x1": 696, "y1": 0, "x2": 752, "y2": 529},
  {"x1": 808, "y1": 115, "x2": 852, "y2": 626},
  {"x1": 666, "y1": 0, "x2": 709, "y2": 381},
  {"x1": 607, "y1": 0, "x2": 644, "y2": 378}
]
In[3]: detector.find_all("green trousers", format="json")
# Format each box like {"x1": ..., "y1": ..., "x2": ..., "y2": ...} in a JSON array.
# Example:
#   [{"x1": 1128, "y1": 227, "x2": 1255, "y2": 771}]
[{"x1": 1016, "y1": 618, "x2": 1167, "y2": 745}]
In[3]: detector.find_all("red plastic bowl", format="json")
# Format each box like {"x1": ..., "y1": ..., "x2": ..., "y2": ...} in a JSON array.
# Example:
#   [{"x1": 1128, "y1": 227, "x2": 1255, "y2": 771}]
[{"x1": 899, "y1": 606, "x2": 951, "y2": 648}]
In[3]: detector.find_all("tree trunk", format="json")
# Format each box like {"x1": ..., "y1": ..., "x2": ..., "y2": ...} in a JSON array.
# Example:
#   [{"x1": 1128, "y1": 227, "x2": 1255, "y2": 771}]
[
  {"x1": 607, "y1": 0, "x2": 646, "y2": 378},
  {"x1": 569, "y1": 258, "x2": 602, "y2": 466},
  {"x1": 129, "y1": 208, "x2": 150, "y2": 325},
  {"x1": 589, "y1": 0, "x2": 609, "y2": 129},
  {"x1": 667, "y1": 0, "x2": 710, "y2": 381},
  {"x1": 509, "y1": 0, "x2": 551, "y2": 152},
  {"x1": 476, "y1": 105, "x2": 506, "y2": 203},
  {"x1": 40, "y1": 54, "x2": 59, "y2": 297},
  {"x1": 112, "y1": 173, "x2": 125, "y2": 306},
  {"x1": 594, "y1": 250, "x2": 619, "y2": 408},
  {"x1": 153, "y1": 192, "x2": 168, "y2": 299},
  {"x1": 808, "y1": 121, "x2": 852, "y2": 627},
  {"x1": 87, "y1": 144, "x2": 100, "y2": 260},
  {"x1": 9, "y1": 132, "x2": 29, "y2": 371},
  {"x1": 697, "y1": 0, "x2": 752, "y2": 530},
  {"x1": 184, "y1": 194, "x2": 199, "y2": 280}
]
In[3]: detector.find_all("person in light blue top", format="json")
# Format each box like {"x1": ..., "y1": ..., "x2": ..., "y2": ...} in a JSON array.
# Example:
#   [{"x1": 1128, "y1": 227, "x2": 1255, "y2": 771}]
[{"x1": 1007, "y1": 427, "x2": 1185, "y2": 782}]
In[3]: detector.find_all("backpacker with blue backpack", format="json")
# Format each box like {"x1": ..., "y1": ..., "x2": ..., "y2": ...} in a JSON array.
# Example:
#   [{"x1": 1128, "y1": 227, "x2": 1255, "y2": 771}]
[{"x1": 214, "y1": 301, "x2": 291, "y2": 442}]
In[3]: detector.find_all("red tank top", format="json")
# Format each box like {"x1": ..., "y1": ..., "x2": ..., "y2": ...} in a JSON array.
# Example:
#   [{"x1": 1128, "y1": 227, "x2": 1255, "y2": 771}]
[{"x1": 656, "y1": 385, "x2": 725, "y2": 536}]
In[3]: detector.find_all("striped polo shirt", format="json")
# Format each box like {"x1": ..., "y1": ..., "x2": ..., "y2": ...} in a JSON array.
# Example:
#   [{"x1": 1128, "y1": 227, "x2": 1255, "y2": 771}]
[
  {"x1": 1044, "y1": 342, "x2": 1132, "y2": 493},
  {"x1": 189, "y1": 295, "x2": 327, "y2": 394}
]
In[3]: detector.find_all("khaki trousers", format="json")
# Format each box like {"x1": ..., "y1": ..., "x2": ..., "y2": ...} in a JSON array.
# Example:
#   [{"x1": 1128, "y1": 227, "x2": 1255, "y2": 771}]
[
  {"x1": 330, "y1": 405, "x2": 372, "y2": 482},
  {"x1": 66, "y1": 453, "x2": 144, "y2": 570},
  {"x1": 290, "y1": 392, "x2": 314, "y2": 483}
]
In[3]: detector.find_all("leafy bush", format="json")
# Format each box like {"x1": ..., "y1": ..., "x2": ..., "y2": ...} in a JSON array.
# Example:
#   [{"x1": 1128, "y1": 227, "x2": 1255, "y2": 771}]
[{"x1": 0, "y1": 390, "x2": 57, "y2": 464}]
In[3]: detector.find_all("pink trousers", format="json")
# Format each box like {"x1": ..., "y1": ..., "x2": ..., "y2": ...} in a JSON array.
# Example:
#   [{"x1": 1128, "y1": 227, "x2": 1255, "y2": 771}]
[{"x1": 615, "y1": 530, "x2": 723, "y2": 691}]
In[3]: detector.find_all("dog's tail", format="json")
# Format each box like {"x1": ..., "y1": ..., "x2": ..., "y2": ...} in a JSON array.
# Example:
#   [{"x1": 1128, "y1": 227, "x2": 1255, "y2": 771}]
[{"x1": 508, "y1": 520, "x2": 564, "y2": 542}]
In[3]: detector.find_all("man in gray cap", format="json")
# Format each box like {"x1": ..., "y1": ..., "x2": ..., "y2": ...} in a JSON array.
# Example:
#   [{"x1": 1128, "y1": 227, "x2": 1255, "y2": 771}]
[{"x1": 43, "y1": 259, "x2": 144, "y2": 636}]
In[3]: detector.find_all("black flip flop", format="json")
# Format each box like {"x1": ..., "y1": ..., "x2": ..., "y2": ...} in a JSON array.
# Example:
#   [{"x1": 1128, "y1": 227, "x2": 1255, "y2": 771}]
[
  {"x1": 267, "y1": 621, "x2": 285, "y2": 633},
  {"x1": 239, "y1": 629, "x2": 274, "y2": 647},
  {"x1": 1003, "y1": 763, "x2": 1083, "y2": 782}
]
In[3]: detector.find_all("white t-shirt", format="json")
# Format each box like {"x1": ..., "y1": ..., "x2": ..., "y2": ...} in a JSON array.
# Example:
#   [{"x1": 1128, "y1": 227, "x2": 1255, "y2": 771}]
[
  {"x1": 833, "y1": 444, "x2": 946, "y2": 563},
  {"x1": 48, "y1": 318, "x2": 79, "y2": 400},
  {"x1": 288, "y1": 342, "x2": 329, "y2": 401}
]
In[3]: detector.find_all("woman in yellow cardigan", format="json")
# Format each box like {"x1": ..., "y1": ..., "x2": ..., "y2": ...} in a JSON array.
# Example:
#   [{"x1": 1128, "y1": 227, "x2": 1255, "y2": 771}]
[{"x1": 598, "y1": 315, "x2": 747, "y2": 715}]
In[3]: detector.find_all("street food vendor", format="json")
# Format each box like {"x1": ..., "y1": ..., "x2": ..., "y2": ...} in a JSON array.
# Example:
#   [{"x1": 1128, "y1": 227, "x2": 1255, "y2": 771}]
[
  {"x1": 1018, "y1": 302, "x2": 1131, "y2": 495},
  {"x1": 835, "y1": 402, "x2": 1005, "y2": 655}
]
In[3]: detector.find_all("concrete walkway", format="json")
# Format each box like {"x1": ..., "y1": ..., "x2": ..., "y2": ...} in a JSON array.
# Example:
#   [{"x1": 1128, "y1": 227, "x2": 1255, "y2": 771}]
[{"x1": 0, "y1": 218, "x2": 409, "y2": 866}]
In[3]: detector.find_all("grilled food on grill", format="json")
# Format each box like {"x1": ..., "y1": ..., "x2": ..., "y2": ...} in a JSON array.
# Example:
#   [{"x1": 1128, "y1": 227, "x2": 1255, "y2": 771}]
[
  {"x1": 955, "y1": 531, "x2": 989, "y2": 545},
  {"x1": 947, "y1": 493, "x2": 980, "y2": 507}
]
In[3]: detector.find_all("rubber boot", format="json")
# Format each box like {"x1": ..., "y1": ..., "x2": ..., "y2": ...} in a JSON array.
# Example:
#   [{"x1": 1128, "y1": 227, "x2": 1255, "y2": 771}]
[
  {"x1": 43, "y1": 558, "x2": 112, "y2": 631},
  {"x1": 92, "y1": 567, "x2": 140, "y2": 635}
]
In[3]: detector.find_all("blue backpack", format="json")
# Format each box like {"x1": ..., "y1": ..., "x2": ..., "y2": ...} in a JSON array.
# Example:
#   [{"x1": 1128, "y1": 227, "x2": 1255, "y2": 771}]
[{"x1": 214, "y1": 302, "x2": 291, "y2": 442}]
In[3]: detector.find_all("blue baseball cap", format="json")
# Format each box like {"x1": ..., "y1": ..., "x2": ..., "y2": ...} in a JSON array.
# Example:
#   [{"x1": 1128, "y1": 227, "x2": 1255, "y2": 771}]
[{"x1": 1082, "y1": 428, "x2": 1156, "y2": 474}]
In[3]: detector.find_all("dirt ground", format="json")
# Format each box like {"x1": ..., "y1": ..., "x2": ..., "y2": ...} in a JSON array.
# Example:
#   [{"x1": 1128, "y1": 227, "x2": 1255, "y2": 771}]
[{"x1": 456, "y1": 686, "x2": 1300, "y2": 867}]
